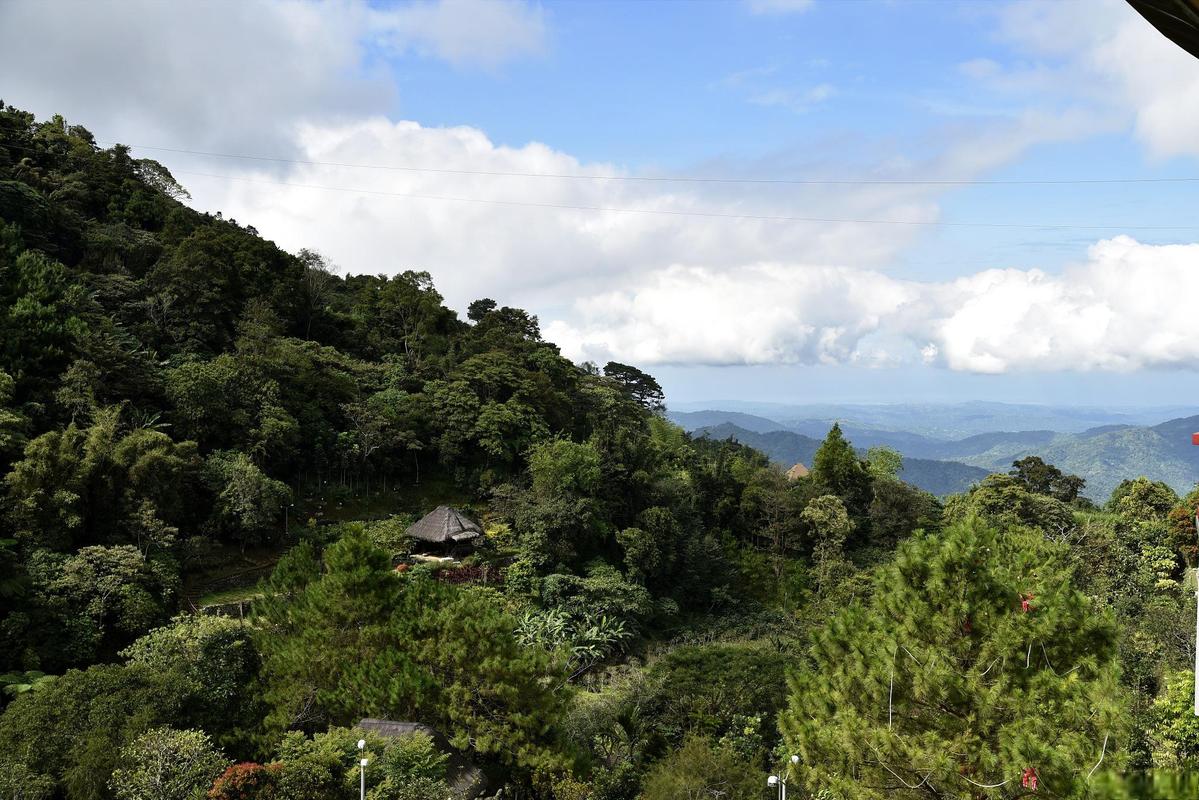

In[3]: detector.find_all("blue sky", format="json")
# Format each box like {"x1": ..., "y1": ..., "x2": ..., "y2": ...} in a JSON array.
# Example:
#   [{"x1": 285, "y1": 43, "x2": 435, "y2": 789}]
[{"x1": 4, "y1": 0, "x2": 1199, "y2": 406}]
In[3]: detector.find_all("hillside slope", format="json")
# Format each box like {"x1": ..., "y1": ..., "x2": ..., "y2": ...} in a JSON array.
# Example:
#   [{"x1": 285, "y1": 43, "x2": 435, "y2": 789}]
[{"x1": 997, "y1": 422, "x2": 1199, "y2": 502}]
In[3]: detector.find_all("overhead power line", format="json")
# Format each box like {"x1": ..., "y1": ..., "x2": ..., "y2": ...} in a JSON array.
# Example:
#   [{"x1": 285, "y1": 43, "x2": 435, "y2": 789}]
[
  {"x1": 95, "y1": 140, "x2": 1199, "y2": 187},
  {"x1": 175, "y1": 169, "x2": 1199, "y2": 231},
  {"x1": 6, "y1": 136, "x2": 1196, "y2": 230}
]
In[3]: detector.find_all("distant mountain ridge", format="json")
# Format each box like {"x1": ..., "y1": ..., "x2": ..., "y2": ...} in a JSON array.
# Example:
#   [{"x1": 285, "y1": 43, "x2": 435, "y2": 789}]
[
  {"x1": 668, "y1": 410, "x2": 788, "y2": 434},
  {"x1": 669, "y1": 401, "x2": 1191, "y2": 437},
  {"x1": 673, "y1": 407, "x2": 1199, "y2": 502},
  {"x1": 693, "y1": 422, "x2": 989, "y2": 497}
]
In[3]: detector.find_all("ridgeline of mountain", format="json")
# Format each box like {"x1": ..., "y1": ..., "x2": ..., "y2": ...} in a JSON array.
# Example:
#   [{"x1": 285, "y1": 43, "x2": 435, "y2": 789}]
[
  {"x1": 695, "y1": 423, "x2": 821, "y2": 466},
  {"x1": 695, "y1": 422, "x2": 989, "y2": 496},
  {"x1": 782, "y1": 419, "x2": 943, "y2": 455},
  {"x1": 921, "y1": 429, "x2": 1057, "y2": 459},
  {"x1": 667, "y1": 409, "x2": 786, "y2": 434}
]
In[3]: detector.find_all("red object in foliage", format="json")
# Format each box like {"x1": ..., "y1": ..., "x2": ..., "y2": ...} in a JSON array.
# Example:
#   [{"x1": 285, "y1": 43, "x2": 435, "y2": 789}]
[
  {"x1": 209, "y1": 762, "x2": 282, "y2": 800},
  {"x1": 394, "y1": 563, "x2": 410, "y2": 573},
  {"x1": 1021, "y1": 767, "x2": 1039, "y2": 791},
  {"x1": 1020, "y1": 593, "x2": 1036, "y2": 613}
]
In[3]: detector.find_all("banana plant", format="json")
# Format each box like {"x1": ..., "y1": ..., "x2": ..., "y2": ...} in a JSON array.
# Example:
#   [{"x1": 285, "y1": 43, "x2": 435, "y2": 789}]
[{"x1": 0, "y1": 670, "x2": 57, "y2": 697}]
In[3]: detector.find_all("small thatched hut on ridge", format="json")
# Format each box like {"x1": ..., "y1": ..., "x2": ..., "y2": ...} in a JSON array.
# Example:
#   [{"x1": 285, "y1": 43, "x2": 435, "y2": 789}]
[
  {"x1": 404, "y1": 506, "x2": 482, "y2": 552},
  {"x1": 786, "y1": 462, "x2": 810, "y2": 480}
]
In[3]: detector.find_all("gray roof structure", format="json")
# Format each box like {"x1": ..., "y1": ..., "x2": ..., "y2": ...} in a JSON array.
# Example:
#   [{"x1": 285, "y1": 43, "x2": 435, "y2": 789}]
[
  {"x1": 405, "y1": 505, "x2": 483, "y2": 544},
  {"x1": 357, "y1": 719, "x2": 437, "y2": 738},
  {"x1": 356, "y1": 718, "x2": 487, "y2": 799},
  {"x1": 1127, "y1": 1, "x2": 1199, "y2": 61}
]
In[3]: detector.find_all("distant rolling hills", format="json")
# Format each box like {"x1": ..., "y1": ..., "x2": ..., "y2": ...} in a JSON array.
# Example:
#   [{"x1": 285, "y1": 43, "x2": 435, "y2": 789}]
[
  {"x1": 669, "y1": 400, "x2": 1193, "y2": 437},
  {"x1": 957, "y1": 416, "x2": 1199, "y2": 501},
  {"x1": 674, "y1": 408, "x2": 1199, "y2": 501},
  {"x1": 692, "y1": 422, "x2": 990, "y2": 497},
  {"x1": 668, "y1": 410, "x2": 789, "y2": 434}
]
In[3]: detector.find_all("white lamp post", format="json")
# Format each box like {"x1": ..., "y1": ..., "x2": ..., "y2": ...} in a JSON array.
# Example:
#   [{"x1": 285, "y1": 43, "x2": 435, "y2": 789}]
[
  {"x1": 769, "y1": 754, "x2": 799, "y2": 800},
  {"x1": 358, "y1": 738, "x2": 368, "y2": 800}
]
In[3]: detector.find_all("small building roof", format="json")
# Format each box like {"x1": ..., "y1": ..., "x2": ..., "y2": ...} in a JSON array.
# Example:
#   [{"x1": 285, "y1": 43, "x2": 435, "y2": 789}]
[
  {"x1": 356, "y1": 719, "x2": 486, "y2": 799},
  {"x1": 357, "y1": 719, "x2": 438, "y2": 739},
  {"x1": 405, "y1": 505, "x2": 483, "y2": 544},
  {"x1": 786, "y1": 462, "x2": 810, "y2": 480}
]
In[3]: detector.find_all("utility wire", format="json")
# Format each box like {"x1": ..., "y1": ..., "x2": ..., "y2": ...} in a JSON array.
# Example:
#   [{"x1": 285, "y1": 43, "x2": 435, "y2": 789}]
[
  {"x1": 7, "y1": 136, "x2": 1196, "y2": 229},
  {"x1": 174, "y1": 169, "x2": 1199, "y2": 231},
  {"x1": 77, "y1": 140, "x2": 1199, "y2": 187}
]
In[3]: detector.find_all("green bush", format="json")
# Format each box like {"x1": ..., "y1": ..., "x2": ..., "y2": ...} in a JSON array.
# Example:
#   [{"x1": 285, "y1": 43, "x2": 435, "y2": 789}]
[
  {"x1": 273, "y1": 726, "x2": 449, "y2": 800},
  {"x1": 109, "y1": 727, "x2": 227, "y2": 800},
  {"x1": 120, "y1": 614, "x2": 261, "y2": 749},
  {"x1": 0, "y1": 759, "x2": 55, "y2": 800},
  {"x1": 642, "y1": 643, "x2": 789, "y2": 753},
  {"x1": 1147, "y1": 671, "x2": 1199, "y2": 769},
  {"x1": 541, "y1": 563, "x2": 653, "y2": 631},
  {"x1": 0, "y1": 663, "x2": 183, "y2": 800},
  {"x1": 640, "y1": 735, "x2": 765, "y2": 800}
]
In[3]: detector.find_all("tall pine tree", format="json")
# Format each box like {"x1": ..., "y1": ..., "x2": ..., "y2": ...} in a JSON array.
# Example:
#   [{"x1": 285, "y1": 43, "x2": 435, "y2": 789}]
[
  {"x1": 811, "y1": 423, "x2": 872, "y2": 531},
  {"x1": 780, "y1": 518, "x2": 1123, "y2": 799}
]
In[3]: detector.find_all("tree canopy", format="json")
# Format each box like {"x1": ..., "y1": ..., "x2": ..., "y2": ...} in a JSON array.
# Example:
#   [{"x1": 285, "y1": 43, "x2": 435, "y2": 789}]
[{"x1": 781, "y1": 519, "x2": 1123, "y2": 799}]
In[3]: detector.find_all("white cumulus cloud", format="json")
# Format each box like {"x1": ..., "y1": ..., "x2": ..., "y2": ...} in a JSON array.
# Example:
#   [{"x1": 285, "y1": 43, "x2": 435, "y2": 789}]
[
  {"x1": 988, "y1": 0, "x2": 1199, "y2": 160},
  {"x1": 375, "y1": 0, "x2": 547, "y2": 68},
  {"x1": 923, "y1": 237, "x2": 1199, "y2": 373},
  {"x1": 181, "y1": 116, "x2": 945, "y2": 313},
  {"x1": 0, "y1": 0, "x2": 547, "y2": 154},
  {"x1": 544, "y1": 264, "x2": 916, "y2": 366},
  {"x1": 548, "y1": 237, "x2": 1199, "y2": 374}
]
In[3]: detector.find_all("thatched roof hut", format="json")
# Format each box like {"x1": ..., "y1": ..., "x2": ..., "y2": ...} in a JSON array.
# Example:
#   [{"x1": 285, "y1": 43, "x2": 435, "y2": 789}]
[
  {"x1": 786, "y1": 462, "x2": 810, "y2": 480},
  {"x1": 405, "y1": 505, "x2": 482, "y2": 546}
]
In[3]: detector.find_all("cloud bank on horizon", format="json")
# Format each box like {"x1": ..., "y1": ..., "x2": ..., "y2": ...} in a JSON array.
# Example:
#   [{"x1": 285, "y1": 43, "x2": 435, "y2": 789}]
[
  {"x1": 3, "y1": 0, "x2": 1199, "y2": 378},
  {"x1": 549, "y1": 236, "x2": 1199, "y2": 374}
]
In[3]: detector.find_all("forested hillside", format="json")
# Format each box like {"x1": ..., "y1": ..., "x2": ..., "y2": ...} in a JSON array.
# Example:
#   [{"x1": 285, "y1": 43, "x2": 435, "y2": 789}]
[{"x1": 2, "y1": 106, "x2": 1198, "y2": 800}]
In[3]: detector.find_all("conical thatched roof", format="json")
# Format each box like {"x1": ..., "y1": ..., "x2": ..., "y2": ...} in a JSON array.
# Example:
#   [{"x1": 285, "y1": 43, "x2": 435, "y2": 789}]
[
  {"x1": 405, "y1": 505, "x2": 483, "y2": 544},
  {"x1": 786, "y1": 462, "x2": 810, "y2": 480}
]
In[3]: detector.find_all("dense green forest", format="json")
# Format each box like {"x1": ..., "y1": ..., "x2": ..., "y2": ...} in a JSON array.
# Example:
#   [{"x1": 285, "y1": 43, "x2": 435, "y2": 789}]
[{"x1": 2, "y1": 105, "x2": 1198, "y2": 800}]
